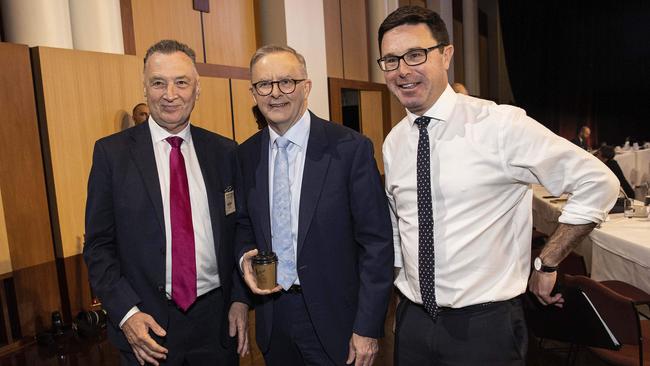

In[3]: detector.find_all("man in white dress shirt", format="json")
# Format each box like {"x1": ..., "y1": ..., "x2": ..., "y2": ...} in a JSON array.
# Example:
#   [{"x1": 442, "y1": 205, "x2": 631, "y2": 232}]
[{"x1": 378, "y1": 6, "x2": 619, "y2": 365}]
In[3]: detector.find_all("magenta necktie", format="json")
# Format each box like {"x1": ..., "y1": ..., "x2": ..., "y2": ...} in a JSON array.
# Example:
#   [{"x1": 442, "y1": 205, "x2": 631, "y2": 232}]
[{"x1": 166, "y1": 136, "x2": 197, "y2": 311}]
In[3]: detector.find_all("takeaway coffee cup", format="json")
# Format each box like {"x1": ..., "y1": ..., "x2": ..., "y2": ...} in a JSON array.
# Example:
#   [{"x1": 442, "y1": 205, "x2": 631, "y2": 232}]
[{"x1": 253, "y1": 251, "x2": 278, "y2": 290}]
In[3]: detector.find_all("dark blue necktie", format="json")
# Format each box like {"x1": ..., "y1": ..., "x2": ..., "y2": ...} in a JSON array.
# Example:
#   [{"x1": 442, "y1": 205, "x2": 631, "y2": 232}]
[{"x1": 415, "y1": 116, "x2": 438, "y2": 318}]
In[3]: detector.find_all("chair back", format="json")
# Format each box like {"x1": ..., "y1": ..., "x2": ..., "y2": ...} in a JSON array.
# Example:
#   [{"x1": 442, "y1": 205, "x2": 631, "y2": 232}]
[{"x1": 563, "y1": 275, "x2": 641, "y2": 347}]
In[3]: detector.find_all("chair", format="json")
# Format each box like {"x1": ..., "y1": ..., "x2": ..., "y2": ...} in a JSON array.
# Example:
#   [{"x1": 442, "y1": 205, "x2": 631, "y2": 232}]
[{"x1": 563, "y1": 275, "x2": 650, "y2": 366}]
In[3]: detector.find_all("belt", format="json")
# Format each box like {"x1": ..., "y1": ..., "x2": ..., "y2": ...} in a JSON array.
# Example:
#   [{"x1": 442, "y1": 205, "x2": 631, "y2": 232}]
[
  {"x1": 410, "y1": 296, "x2": 520, "y2": 315},
  {"x1": 168, "y1": 287, "x2": 222, "y2": 309},
  {"x1": 283, "y1": 285, "x2": 302, "y2": 294}
]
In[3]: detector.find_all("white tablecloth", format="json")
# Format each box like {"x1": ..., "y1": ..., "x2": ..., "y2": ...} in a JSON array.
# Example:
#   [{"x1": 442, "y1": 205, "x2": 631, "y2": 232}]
[
  {"x1": 614, "y1": 149, "x2": 650, "y2": 187},
  {"x1": 590, "y1": 215, "x2": 650, "y2": 293},
  {"x1": 532, "y1": 184, "x2": 650, "y2": 293}
]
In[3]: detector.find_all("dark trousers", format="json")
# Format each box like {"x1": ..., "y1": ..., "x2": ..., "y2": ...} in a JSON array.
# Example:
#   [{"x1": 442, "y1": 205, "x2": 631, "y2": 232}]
[
  {"x1": 121, "y1": 288, "x2": 238, "y2": 366},
  {"x1": 263, "y1": 290, "x2": 336, "y2": 366},
  {"x1": 395, "y1": 296, "x2": 527, "y2": 366}
]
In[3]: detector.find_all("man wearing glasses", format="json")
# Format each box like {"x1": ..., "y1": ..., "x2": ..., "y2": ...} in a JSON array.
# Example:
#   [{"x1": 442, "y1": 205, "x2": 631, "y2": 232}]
[
  {"x1": 235, "y1": 45, "x2": 393, "y2": 366},
  {"x1": 379, "y1": 6, "x2": 618, "y2": 365}
]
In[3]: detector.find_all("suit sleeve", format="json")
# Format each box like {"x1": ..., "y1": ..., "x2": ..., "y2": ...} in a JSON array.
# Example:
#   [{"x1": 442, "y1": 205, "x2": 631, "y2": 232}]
[
  {"x1": 84, "y1": 141, "x2": 140, "y2": 326},
  {"x1": 349, "y1": 138, "x2": 394, "y2": 338},
  {"x1": 234, "y1": 150, "x2": 257, "y2": 275},
  {"x1": 230, "y1": 150, "x2": 253, "y2": 305}
]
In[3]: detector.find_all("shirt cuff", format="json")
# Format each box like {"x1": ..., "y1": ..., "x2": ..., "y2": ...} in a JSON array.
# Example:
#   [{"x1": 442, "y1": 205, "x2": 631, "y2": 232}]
[{"x1": 119, "y1": 306, "x2": 141, "y2": 328}]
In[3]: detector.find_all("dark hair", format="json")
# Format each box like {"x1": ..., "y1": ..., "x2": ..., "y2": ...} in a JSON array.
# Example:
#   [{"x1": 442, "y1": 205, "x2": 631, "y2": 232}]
[
  {"x1": 132, "y1": 102, "x2": 147, "y2": 115},
  {"x1": 144, "y1": 39, "x2": 196, "y2": 67},
  {"x1": 599, "y1": 145, "x2": 615, "y2": 160},
  {"x1": 378, "y1": 6, "x2": 450, "y2": 54}
]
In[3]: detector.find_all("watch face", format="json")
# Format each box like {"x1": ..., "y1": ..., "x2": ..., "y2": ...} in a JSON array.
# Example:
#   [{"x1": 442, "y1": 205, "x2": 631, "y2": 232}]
[{"x1": 534, "y1": 257, "x2": 542, "y2": 271}]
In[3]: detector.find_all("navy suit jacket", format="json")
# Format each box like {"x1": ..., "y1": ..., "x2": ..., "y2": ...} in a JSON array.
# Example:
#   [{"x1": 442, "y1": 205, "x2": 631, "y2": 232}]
[
  {"x1": 235, "y1": 112, "x2": 393, "y2": 363},
  {"x1": 84, "y1": 122, "x2": 247, "y2": 351}
]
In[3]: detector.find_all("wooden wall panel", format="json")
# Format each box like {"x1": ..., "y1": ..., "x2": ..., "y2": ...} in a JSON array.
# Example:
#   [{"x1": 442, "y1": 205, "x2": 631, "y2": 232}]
[
  {"x1": 191, "y1": 76, "x2": 234, "y2": 139},
  {"x1": 203, "y1": 0, "x2": 256, "y2": 67},
  {"x1": 130, "y1": 0, "x2": 204, "y2": 60},
  {"x1": 63, "y1": 254, "x2": 91, "y2": 317},
  {"x1": 12, "y1": 262, "x2": 61, "y2": 335},
  {"x1": 360, "y1": 91, "x2": 385, "y2": 174},
  {"x1": 231, "y1": 79, "x2": 259, "y2": 143},
  {"x1": 0, "y1": 43, "x2": 54, "y2": 271},
  {"x1": 323, "y1": 0, "x2": 344, "y2": 78},
  {"x1": 34, "y1": 47, "x2": 143, "y2": 258},
  {"x1": 0, "y1": 188, "x2": 11, "y2": 275},
  {"x1": 340, "y1": 0, "x2": 369, "y2": 81},
  {"x1": 390, "y1": 93, "x2": 406, "y2": 128}
]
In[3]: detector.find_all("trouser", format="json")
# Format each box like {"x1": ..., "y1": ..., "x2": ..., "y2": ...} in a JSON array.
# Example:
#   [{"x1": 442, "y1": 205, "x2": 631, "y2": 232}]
[
  {"x1": 264, "y1": 286, "x2": 337, "y2": 366},
  {"x1": 395, "y1": 296, "x2": 528, "y2": 366},
  {"x1": 121, "y1": 288, "x2": 238, "y2": 366}
]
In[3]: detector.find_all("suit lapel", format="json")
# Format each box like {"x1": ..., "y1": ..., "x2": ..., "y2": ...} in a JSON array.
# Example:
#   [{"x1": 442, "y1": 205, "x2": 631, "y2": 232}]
[
  {"x1": 191, "y1": 126, "x2": 224, "y2": 257},
  {"x1": 255, "y1": 129, "x2": 273, "y2": 251},
  {"x1": 297, "y1": 114, "x2": 330, "y2": 257},
  {"x1": 128, "y1": 124, "x2": 165, "y2": 234}
]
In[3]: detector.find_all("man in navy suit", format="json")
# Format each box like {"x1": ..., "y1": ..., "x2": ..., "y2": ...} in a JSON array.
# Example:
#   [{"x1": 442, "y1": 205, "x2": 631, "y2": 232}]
[
  {"x1": 236, "y1": 45, "x2": 393, "y2": 366},
  {"x1": 84, "y1": 40, "x2": 249, "y2": 365}
]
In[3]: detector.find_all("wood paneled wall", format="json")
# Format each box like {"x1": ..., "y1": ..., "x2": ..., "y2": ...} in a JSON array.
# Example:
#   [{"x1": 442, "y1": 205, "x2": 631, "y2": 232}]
[
  {"x1": 231, "y1": 79, "x2": 259, "y2": 143},
  {"x1": 191, "y1": 77, "x2": 234, "y2": 137},
  {"x1": 360, "y1": 91, "x2": 385, "y2": 174},
  {"x1": 323, "y1": 0, "x2": 344, "y2": 78},
  {"x1": 125, "y1": 0, "x2": 256, "y2": 69},
  {"x1": 0, "y1": 42, "x2": 61, "y2": 337},
  {"x1": 203, "y1": 0, "x2": 257, "y2": 67},
  {"x1": 0, "y1": 188, "x2": 11, "y2": 275},
  {"x1": 130, "y1": 0, "x2": 204, "y2": 60},
  {"x1": 323, "y1": 0, "x2": 369, "y2": 81},
  {"x1": 34, "y1": 47, "x2": 143, "y2": 259}
]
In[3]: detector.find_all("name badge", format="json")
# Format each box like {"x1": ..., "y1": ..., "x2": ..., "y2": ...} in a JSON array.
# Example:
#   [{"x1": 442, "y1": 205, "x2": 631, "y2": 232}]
[{"x1": 224, "y1": 186, "x2": 235, "y2": 215}]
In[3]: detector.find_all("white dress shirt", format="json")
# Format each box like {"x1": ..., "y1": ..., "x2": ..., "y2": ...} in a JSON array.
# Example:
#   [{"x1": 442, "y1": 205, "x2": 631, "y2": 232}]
[
  {"x1": 120, "y1": 118, "x2": 219, "y2": 326},
  {"x1": 268, "y1": 111, "x2": 311, "y2": 285},
  {"x1": 383, "y1": 84, "x2": 618, "y2": 308}
]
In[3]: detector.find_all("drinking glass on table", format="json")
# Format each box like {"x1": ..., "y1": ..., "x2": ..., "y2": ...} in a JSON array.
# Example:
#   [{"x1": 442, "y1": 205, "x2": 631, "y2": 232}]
[{"x1": 623, "y1": 198, "x2": 634, "y2": 218}]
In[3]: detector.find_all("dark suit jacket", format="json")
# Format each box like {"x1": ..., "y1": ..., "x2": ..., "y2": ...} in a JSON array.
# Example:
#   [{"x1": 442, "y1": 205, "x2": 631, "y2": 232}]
[
  {"x1": 84, "y1": 122, "x2": 247, "y2": 351},
  {"x1": 571, "y1": 136, "x2": 590, "y2": 151},
  {"x1": 605, "y1": 158, "x2": 635, "y2": 198},
  {"x1": 235, "y1": 112, "x2": 393, "y2": 363}
]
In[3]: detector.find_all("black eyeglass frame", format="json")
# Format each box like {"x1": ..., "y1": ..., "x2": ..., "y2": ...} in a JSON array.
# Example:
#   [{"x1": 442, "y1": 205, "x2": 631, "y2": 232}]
[
  {"x1": 251, "y1": 78, "x2": 306, "y2": 96},
  {"x1": 377, "y1": 43, "x2": 448, "y2": 71}
]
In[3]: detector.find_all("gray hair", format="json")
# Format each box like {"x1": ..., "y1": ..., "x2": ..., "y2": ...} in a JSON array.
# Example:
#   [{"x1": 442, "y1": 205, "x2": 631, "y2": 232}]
[
  {"x1": 144, "y1": 39, "x2": 196, "y2": 67},
  {"x1": 249, "y1": 44, "x2": 308, "y2": 77}
]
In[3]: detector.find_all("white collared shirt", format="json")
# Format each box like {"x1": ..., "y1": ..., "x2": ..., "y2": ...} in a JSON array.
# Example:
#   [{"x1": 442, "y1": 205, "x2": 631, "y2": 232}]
[
  {"x1": 383, "y1": 84, "x2": 618, "y2": 308},
  {"x1": 120, "y1": 118, "x2": 219, "y2": 326},
  {"x1": 268, "y1": 111, "x2": 311, "y2": 285}
]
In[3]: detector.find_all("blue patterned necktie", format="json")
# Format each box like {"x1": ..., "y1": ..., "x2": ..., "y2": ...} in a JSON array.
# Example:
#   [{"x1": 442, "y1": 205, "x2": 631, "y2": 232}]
[
  {"x1": 415, "y1": 116, "x2": 438, "y2": 318},
  {"x1": 272, "y1": 136, "x2": 297, "y2": 290}
]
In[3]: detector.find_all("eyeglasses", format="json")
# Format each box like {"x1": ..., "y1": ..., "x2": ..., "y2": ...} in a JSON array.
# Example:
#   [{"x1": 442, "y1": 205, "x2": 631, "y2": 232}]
[
  {"x1": 377, "y1": 43, "x2": 448, "y2": 71},
  {"x1": 251, "y1": 78, "x2": 306, "y2": 96}
]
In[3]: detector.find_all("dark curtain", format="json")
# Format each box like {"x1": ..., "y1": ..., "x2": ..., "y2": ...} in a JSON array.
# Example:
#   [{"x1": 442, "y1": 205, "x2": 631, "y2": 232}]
[{"x1": 499, "y1": 0, "x2": 650, "y2": 146}]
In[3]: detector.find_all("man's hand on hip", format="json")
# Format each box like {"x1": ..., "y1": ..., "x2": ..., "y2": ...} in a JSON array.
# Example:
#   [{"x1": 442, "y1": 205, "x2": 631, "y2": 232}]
[
  {"x1": 346, "y1": 333, "x2": 378, "y2": 366},
  {"x1": 122, "y1": 311, "x2": 167, "y2": 365},
  {"x1": 529, "y1": 270, "x2": 564, "y2": 307}
]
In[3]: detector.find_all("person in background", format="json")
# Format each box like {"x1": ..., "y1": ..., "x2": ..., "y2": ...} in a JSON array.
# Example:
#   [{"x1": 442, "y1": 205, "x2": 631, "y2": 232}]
[
  {"x1": 378, "y1": 6, "x2": 619, "y2": 365},
  {"x1": 236, "y1": 44, "x2": 393, "y2": 366},
  {"x1": 84, "y1": 39, "x2": 249, "y2": 366},
  {"x1": 451, "y1": 82, "x2": 468, "y2": 95},
  {"x1": 132, "y1": 102, "x2": 150, "y2": 125},
  {"x1": 597, "y1": 144, "x2": 635, "y2": 198},
  {"x1": 571, "y1": 125, "x2": 591, "y2": 150}
]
